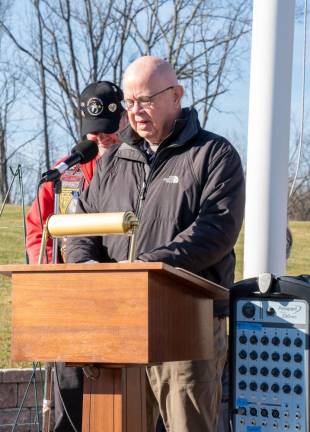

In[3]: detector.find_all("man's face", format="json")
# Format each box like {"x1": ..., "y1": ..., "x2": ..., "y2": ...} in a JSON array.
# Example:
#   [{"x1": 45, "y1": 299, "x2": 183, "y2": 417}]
[
  {"x1": 87, "y1": 132, "x2": 119, "y2": 156},
  {"x1": 124, "y1": 80, "x2": 181, "y2": 145}
]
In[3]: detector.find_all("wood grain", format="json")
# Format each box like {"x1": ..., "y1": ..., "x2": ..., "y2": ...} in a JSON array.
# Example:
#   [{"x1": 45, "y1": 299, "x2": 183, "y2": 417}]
[
  {"x1": 0, "y1": 262, "x2": 229, "y2": 299},
  {"x1": 148, "y1": 271, "x2": 214, "y2": 362},
  {"x1": 82, "y1": 366, "x2": 147, "y2": 432},
  {"x1": 3, "y1": 263, "x2": 219, "y2": 363},
  {"x1": 82, "y1": 367, "x2": 122, "y2": 432},
  {"x1": 11, "y1": 271, "x2": 149, "y2": 363}
]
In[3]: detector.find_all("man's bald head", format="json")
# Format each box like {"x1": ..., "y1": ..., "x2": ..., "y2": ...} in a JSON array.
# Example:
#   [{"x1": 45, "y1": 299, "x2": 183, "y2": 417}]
[
  {"x1": 123, "y1": 56, "x2": 184, "y2": 146},
  {"x1": 123, "y1": 56, "x2": 178, "y2": 89}
]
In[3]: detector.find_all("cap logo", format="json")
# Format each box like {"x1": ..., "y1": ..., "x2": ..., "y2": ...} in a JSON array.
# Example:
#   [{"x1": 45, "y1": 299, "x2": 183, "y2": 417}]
[
  {"x1": 108, "y1": 103, "x2": 117, "y2": 112},
  {"x1": 87, "y1": 97, "x2": 104, "y2": 116}
]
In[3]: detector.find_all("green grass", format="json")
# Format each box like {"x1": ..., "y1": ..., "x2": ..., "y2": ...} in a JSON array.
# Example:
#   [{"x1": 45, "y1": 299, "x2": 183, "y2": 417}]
[
  {"x1": 286, "y1": 221, "x2": 310, "y2": 275},
  {"x1": 0, "y1": 204, "x2": 29, "y2": 368},
  {"x1": 234, "y1": 221, "x2": 310, "y2": 282},
  {"x1": 0, "y1": 204, "x2": 309, "y2": 368}
]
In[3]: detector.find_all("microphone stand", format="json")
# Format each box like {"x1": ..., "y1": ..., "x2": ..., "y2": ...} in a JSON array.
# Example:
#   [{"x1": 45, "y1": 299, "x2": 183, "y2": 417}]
[
  {"x1": 52, "y1": 179, "x2": 61, "y2": 262},
  {"x1": 42, "y1": 177, "x2": 61, "y2": 432}
]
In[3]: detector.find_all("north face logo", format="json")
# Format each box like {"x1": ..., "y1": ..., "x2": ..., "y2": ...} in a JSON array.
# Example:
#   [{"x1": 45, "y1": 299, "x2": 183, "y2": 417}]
[{"x1": 163, "y1": 175, "x2": 179, "y2": 184}]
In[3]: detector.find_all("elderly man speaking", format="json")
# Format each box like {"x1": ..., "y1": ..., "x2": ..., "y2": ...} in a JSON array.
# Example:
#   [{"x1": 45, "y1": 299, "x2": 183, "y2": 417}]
[{"x1": 67, "y1": 56, "x2": 245, "y2": 431}]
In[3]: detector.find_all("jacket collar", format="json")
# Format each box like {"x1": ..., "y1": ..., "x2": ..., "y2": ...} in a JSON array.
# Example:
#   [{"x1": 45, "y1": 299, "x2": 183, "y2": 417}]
[{"x1": 117, "y1": 107, "x2": 200, "y2": 161}]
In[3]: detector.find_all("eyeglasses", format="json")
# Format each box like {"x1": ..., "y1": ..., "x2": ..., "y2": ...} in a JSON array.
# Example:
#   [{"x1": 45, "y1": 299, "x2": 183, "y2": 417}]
[
  {"x1": 124, "y1": 86, "x2": 174, "y2": 111},
  {"x1": 87, "y1": 132, "x2": 113, "y2": 137}
]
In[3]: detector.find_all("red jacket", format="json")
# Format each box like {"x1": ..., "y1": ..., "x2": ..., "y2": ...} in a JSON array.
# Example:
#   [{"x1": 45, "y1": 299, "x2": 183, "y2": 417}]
[{"x1": 26, "y1": 156, "x2": 98, "y2": 264}]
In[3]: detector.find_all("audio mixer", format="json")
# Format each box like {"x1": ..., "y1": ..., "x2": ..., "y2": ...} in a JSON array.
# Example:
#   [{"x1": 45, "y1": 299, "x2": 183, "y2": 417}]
[{"x1": 230, "y1": 275, "x2": 310, "y2": 432}]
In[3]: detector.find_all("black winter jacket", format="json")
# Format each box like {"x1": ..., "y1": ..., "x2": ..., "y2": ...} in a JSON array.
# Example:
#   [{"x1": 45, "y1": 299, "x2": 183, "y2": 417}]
[{"x1": 66, "y1": 108, "x2": 245, "y2": 315}]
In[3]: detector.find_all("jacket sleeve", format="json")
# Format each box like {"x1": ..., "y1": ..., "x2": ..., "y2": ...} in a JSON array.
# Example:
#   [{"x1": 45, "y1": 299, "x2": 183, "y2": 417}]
[
  {"x1": 26, "y1": 181, "x2": 55, "y2": 264},
  {"x1": 138, "y1": 143, "x2": 245, "y2": 274}
]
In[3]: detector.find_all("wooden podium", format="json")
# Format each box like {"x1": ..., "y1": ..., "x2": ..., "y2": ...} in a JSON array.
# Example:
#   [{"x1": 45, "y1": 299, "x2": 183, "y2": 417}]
[{"x1": 0, "y1": 262, "x2": 228, "y2": 432}]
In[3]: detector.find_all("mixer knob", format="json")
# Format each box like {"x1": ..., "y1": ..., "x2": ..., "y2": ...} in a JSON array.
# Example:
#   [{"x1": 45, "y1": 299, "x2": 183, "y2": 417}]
[
  {"x1": 282, "y1": 384, "x2": 291, "y2": 394},
  {"x1": 260, "y1": 351, "x2": 269, "y2": 361},
  {"x1": 271, "y1": 368, "x2": 280, "y2": 377},
  {"x1": 238, "y1": 381, "x2": 247, "y2": 390},
  {"x1": 250, "y1": 335, "x2": 258, "y2": 345},
  {"x1": 250, "y1": 351, "x2": 258, "y2": 360},
  {"x1": 294, "y1": 353, "x2": 302, "y2": 363},
  {"x1": 271, "y1": 383, "x2": 280, "y2": 393},
  {"x1": 282, "y1": 368, "x2": 291, "y2": 378},
  {"x1": 272, "y1": 336, "x2": 280, "y2": 345},
  {"x1": 260, "y1": 367, "x2": 269, "y2": 376},
  {"x1": 283, "y1": 352, "x2": 291, "y2": 362},
  {"x1": 272, "y1": 352, "x2": 280, "y2": 361},
  {"x1": 266, "y1": 307, "x2": 275, "y2": 316},
  {"x1": 250, "y1": 382, "x2": 258, "y2": 391},
  {"x1": 250, "y1": 366, "x2": 258, "y2": 376},
  {"x1": 242, "y1": 302, "x2": 256, "y2": 318},
  {"x1": 239, "y1": 365, "x2": 247, "y2": 375},
  {"x1": 260, "y1": 382, "x2": 269, "y2": 392},
  {"x1": 294, "y1": 385, "x2": 303, "y2": 395},
  {"x1": 294, "y1": 369, "x2": 302, "y2": 379},
  {"x1": 239, "y1": 334, "x2": 247, "y2": 344},
  {"x1": 294, "y1": 337, "x2": 303, "y2": 347},
  {"x1": 239, "y1": 350, "x2": 247, "y2": 359}
]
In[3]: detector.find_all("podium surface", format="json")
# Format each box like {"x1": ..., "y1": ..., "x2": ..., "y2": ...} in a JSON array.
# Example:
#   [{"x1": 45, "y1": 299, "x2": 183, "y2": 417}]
[
  {"x1": 0, "y1": 262, "x2": 228, "y2": 431},
  {"x1": 0, "y1": 262, "x2": 227, "y2": 364}
]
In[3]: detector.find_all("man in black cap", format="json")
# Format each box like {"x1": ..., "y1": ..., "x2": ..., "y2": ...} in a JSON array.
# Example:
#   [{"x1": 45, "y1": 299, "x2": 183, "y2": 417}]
[
  {"x1": 26, "y1": 81, "x2": 125, "y2": 431},
  {"x1": 26, "y1": 81, "x2": 125, "y2": 263}
]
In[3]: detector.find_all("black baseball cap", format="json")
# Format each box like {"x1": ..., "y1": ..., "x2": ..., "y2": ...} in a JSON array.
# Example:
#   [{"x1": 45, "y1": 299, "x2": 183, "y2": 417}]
[{"x1": 80, "y1": 81, "x2": 124, "y2": 136}]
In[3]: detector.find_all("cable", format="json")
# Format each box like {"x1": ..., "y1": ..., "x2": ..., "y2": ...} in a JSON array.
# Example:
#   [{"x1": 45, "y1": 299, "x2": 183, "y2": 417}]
[
  {"x1": 12, "y1": 363, "x2": 41, "y2": 431},
  {"x1": 36, "y1": 182, "x2": 49, "y2": 263},
  {"x1": 289, "y1": 0, "x2": 308, "y2": 198},
  {"x1": 17, "y1": 165, "x2": 29, "y2": 264},
  {"x1": 0, "y1": 166, "x2": 20, "y2": 217}
]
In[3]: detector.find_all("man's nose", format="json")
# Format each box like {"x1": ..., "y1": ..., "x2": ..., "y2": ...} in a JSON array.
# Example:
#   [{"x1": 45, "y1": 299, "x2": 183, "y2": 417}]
[{"x1": 131, "y1": 101, "x2": 144, "y2": 114}]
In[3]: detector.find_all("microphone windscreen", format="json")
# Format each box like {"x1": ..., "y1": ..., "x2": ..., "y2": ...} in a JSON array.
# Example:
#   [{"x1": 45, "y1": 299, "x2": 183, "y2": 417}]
[{"x1": 72, "y1": 139, "x2": 98, "y2": 163}]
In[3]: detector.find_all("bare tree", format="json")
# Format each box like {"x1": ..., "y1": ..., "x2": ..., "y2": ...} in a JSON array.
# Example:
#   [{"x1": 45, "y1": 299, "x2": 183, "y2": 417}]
[
  {"x1": 33, "y1": 0, "x2": 50, "y2": 170},
  {"x1": 0, "y1": 0, "x2": 251, "y2": 202},
  {"x1": 0, "y1": 75, "x2": 17, "y2": 202},
  {"x1": 0, "y1": 0, "x2": 19, "y2": 202},
  {"x1": 288, "y1": 132, "x2": 310, "y2": 220},
  {"x1": 118, "y1": 0, "x2": 251, "y2": 126}
]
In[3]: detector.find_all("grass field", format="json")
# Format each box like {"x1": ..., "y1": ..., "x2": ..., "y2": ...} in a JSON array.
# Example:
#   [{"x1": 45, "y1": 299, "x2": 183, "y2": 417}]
[
  {"x1": 0, "y1": 204, "x2": 29, "y2": 368},
  {"x1": 0, "y1": 204, "x2": 309, "y2": 368}
]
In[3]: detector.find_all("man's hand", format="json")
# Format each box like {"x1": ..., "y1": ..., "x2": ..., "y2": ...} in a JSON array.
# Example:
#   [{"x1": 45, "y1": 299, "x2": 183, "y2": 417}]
[{"x1": 118, "y1": 260, "x2": 143, "y2": 263}]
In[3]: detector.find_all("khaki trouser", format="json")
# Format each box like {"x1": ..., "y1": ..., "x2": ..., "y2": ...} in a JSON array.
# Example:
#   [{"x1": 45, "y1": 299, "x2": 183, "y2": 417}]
[
  {"x1": 217, "y1": 358, "x2": 230, "y2": 432},
  {"x1": 146, "y1": 317, "x2": 228, "y2": 432}
]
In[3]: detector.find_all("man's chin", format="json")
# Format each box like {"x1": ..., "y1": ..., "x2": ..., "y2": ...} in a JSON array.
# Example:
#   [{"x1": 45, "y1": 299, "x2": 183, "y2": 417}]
[{"x1": 137, "y1": 129, "x2": 152, "y2": 139}]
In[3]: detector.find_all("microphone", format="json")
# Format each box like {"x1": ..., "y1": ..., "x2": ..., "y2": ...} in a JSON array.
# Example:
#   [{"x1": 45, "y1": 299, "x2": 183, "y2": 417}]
[{"x1": 40, "y1": 139, "x2": 98, "y2": 183}]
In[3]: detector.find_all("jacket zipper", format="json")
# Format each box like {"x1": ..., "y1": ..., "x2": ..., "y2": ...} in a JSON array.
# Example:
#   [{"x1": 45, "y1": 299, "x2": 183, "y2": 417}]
[
  {"x1": 135, "y1": 141, "x2": 181, "y2": 220},
  {"x1": 131, "y1": 140, "x2": 186, "y2": 258},
  {"x1": 136, "y1": 180, "x2": 147, "y2": 221}
]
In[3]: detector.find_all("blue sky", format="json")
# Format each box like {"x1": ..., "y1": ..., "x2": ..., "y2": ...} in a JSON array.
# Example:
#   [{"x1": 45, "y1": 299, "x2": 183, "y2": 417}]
[
  {"x1": 5, "y1": 2, "x2": 309, "y2": 186},
  {"x1": 206, "y1": 9, "x2": 309, "y2": 161}
]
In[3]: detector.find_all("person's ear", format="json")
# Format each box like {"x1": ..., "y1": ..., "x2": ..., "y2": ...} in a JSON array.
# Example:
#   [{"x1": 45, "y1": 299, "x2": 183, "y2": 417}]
[{"x1": 173, "y1": 85, "x2": 184, "y2": 106}]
